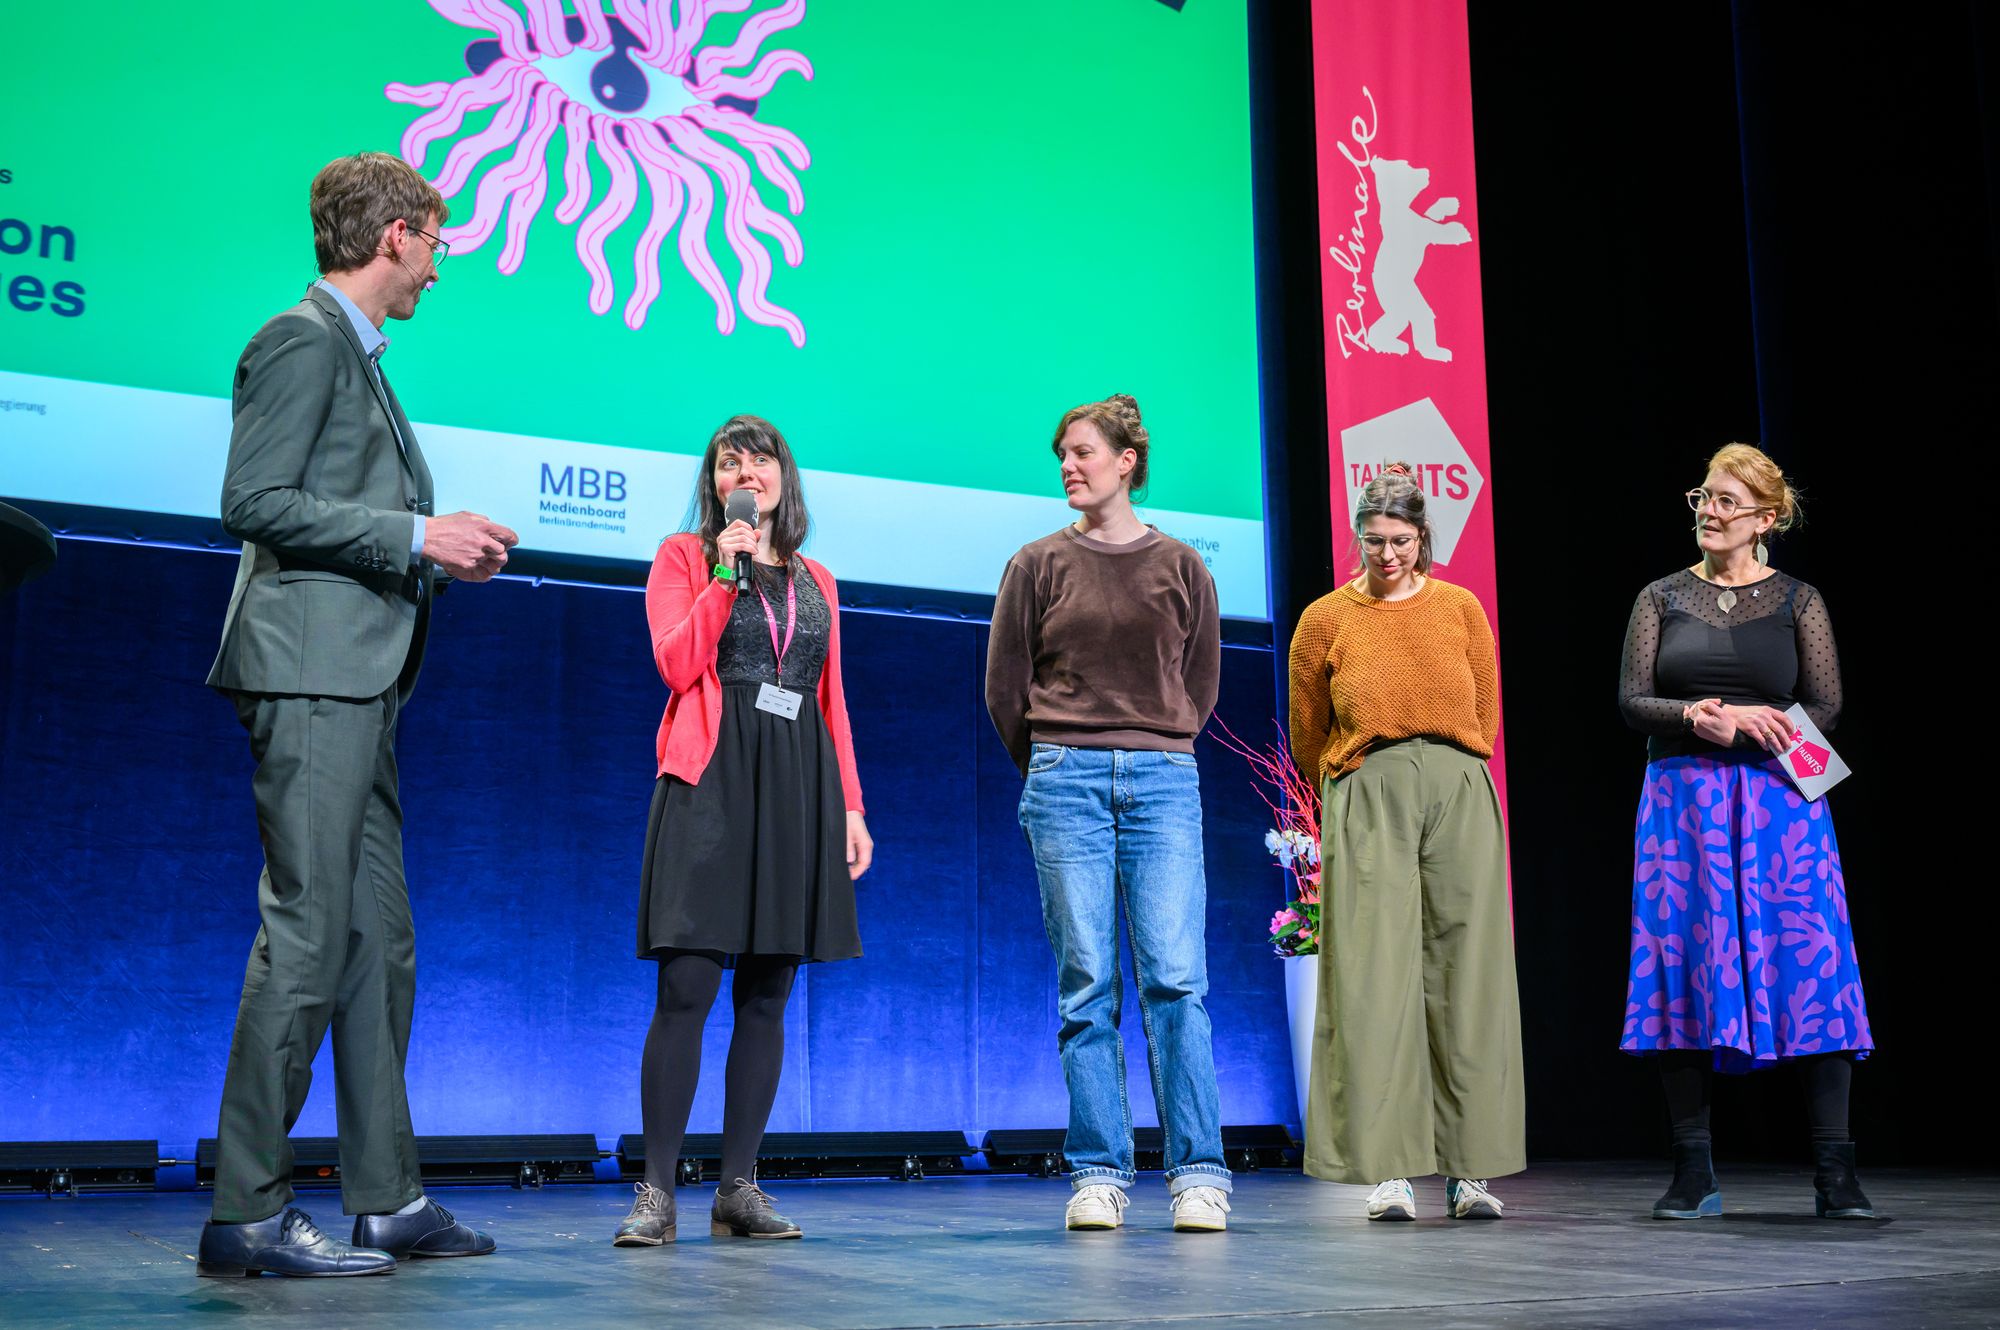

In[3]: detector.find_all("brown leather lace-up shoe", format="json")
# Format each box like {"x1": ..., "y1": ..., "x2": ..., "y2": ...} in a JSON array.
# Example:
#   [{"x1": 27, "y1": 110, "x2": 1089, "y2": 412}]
[{"x1": 709, "y1": 1179, "x2": 801, "y2": 1238}]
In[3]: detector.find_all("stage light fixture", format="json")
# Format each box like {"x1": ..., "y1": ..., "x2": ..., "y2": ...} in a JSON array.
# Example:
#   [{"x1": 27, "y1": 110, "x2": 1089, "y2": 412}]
[
  {"x1": 0, "y1": 1141, "x2": 159, "y2": 1196},
  {"x1": 194, "y1": 1134, "x2": 602, "y2": 1190},
  {"x1": 982, "y1": 1126, "x2": 1299, "y2": 1177},
  {"x1": 618, "y1": 1131, "x2": 976, "y2": 1183}
]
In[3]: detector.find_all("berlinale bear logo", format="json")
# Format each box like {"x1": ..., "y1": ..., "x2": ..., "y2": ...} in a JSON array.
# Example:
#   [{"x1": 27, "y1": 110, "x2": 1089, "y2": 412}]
[
  {"x1": 1366, "y1": 159, "x2": 1470, "y2": 363},
  {"x1": 1325, "y1": 88, "x2": 1473, "y2": 365}
]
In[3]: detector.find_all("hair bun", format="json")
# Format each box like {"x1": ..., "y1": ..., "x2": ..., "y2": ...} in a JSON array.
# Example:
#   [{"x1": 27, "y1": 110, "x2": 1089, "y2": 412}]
[
  {"x1": 1382, "y1": 460, "x2": 1415, "y2": 478},
  {"x1": 1107, "y1": 393, "x2": 1142, "y2": 422}
]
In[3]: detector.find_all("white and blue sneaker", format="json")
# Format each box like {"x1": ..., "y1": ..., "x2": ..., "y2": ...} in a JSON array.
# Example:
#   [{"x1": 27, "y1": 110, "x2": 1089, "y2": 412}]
[
  {"x1": 1446, "y1": 1176, "x2": 1505, "y2": 1220},
  {"x1": 1365, "y1": 1178, "x2": 1416, "y2": 1221}
]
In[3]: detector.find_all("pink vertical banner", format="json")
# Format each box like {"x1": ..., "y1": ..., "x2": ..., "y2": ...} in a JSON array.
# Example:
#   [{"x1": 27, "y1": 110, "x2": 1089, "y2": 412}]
[{"x1": 1309, "y1": 0, "x2": 1508, "y2": 818}]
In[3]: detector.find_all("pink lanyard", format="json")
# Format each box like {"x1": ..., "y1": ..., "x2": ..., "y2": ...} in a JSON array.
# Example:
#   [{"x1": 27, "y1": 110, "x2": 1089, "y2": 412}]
[{"x1": 754, "y1": 569, "x2": 798, "y2": 686}]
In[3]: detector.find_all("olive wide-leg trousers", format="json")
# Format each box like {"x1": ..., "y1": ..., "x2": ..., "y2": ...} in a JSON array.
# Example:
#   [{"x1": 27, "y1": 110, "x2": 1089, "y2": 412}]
[{"x1": 1304, "y1": 738, "x2": 1526, "y2": 1185}]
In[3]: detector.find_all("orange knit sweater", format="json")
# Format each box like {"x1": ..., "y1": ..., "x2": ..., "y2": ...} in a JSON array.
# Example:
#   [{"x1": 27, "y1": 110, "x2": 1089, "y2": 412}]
[{"x1": 1288, "y1": 577, "x2": 1500, "y2": 785}]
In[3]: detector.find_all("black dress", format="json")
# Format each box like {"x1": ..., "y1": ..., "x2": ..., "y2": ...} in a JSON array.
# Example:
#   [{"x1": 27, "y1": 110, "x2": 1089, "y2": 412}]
[
  {"x1": 637, "y1": 558, "x2": 861, "y2": 965},
  {"x1": 1617, "y1": 567, "x2": 1842, "y2": 761}
]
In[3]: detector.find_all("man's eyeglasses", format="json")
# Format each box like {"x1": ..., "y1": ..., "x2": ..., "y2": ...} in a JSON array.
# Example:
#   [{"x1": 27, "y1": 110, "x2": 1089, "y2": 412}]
[{"x1": 410, "y1": 227, "x2": 451, "y2": 266}]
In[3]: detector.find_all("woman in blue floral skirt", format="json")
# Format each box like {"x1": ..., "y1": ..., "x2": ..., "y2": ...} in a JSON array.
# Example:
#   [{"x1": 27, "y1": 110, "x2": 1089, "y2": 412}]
[{"x1": 1618, "y1": 444, "x2": 1875, "y2": 1221}]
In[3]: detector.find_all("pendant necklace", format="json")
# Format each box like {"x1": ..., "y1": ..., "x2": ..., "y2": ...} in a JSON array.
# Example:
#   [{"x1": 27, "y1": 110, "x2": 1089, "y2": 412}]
[{"x1": 1708, "y1": 570, "x2": 1762, "y2": 615}]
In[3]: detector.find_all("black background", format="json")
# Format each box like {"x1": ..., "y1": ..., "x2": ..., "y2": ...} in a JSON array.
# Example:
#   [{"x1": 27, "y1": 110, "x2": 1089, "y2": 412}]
[{"x1": 1253, "y1": 0, "x2": 1998, "y2": 1163}]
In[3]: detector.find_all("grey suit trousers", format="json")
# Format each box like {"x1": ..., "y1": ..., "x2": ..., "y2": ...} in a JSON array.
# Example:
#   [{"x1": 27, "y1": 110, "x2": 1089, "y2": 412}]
[{"x1": 210, "y1": 689, "x2": 423, "y2": 1222}]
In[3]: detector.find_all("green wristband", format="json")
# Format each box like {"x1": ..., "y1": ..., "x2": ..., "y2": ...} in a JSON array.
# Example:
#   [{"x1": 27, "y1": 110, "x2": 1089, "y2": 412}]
[{"x1": 713, "y1": 562, "x2": 737, "y2": 582}]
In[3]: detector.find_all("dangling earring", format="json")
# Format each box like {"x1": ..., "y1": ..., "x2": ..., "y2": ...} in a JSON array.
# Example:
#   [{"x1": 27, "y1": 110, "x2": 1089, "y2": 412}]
[{"x1": 1754, "y1": 539, "x2": 1769, "y2": 567}]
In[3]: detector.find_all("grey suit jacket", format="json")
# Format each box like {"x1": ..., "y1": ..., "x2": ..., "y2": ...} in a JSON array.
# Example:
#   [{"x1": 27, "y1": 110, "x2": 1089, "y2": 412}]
[{"x1": 206, "y1": 286, "x2": 440, "y2": 702}]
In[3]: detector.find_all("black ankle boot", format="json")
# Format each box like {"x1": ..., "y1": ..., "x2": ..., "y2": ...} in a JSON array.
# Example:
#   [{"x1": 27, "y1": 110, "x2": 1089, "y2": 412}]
[
  {"x1": 1812, "y1": 1141, "x2": 1876, "y2": 1219},
  {"x1": 1651, "y1": 1140, "x2": 1722, "y2": 1219}
]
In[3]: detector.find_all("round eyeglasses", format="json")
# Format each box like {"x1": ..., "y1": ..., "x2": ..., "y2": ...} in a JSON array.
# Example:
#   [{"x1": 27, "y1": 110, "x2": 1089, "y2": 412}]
[{"x1": 1685, "y1": 488, "x2": 1769, "y2": 518}]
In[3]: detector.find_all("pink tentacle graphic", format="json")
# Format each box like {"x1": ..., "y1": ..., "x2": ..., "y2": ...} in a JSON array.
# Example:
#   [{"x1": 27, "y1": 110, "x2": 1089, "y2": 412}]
[
  {"x1": 674, "y1": 0, "x2": 758, "y2": 74},
  {"x1": 522, "y1": 0, "x2": 574, "y2": 58},
  {"x1": 660, "y1": 117, "x2": 804, "y2": 345},
  {"x1": 396, "y1": 58, "x2": 519, "y2": 167},
  {"x1": 610, "y1": 0, "x2": 653, "y2": 50},
  {"x1": 393, "y1": 0, "x2": 810, "y2": 346},
  {"x1": 385, "y1": 81, "x2": 453, "y2": 109},
  {"x1": 635, "y1": 0, "x2": 679, "y2": 68},
  {"x1": 445, "y1": 81, "x2": 562, "y2": 261},
  {"x1": 423, "y1": 0, "x2": 504, "y2": 29},
  {"x1": 691, "y1": 0, "x2": 804, "y2": 86},
  {"x1": 553, "y1": 101, "x2": 595, "y2": 225},
  {"x1": 433, "y1": 66, "x2": 541, "y2": 198},
  {"x1": 630, "y1": 123, "x2": 734, "y2": 332},
  {"x1": 691, "y1": 48, "x2": 812, "y2": 103},
  {"x1": 467, "y1": 0, "x2": 534, "y2": 62},
  {"x1": 576, "y1": 117, "x2": 641, "y2": 316},
  {"x1": 623, "y1": 131, "x2": 687, "y2": 329},
  {"x1": 688, "y1": 106, "x2": 805, "y2": 213},
  {"x1": 659, "y1": 116, "x2": 802, "y2": 262},
  {"x1": 497, "y1": 161, "x2": 550, "y2": 275},
  {"x1": 689, "y1": 105, "x2": 809, "y2": 170},
  {"x1": 571, "y1": 0, "x2": 612, "y2": 50}
]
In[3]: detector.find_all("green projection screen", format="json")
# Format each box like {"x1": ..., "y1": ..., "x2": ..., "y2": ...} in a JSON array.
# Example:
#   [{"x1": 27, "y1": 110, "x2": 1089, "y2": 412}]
[{"x1": 0, "y1": 0, "x2": 1265, "y2": 615}]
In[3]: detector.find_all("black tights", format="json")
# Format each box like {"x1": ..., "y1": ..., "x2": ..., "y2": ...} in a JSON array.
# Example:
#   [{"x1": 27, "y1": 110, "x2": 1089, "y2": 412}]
[
  {"x1": 640, "y1": 952, "x2": 798, "y2": 1191},
  {"x1": 1659, "y1": 1050, "x2": 1854, "y2": 1148}
]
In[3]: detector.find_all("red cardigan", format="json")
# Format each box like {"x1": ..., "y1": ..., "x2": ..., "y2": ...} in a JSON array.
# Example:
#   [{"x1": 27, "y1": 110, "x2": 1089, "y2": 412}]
[{"x1": 645, "y1": 533, "x2": 864, "y2": 814}]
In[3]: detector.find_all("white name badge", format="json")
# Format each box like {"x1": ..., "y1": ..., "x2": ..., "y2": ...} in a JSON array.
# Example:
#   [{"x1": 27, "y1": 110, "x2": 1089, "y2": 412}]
[
  {"x1": 755, "y1": 682, "x2": 803, "y2": 720},
  {"x1": 1774, "y1": 703, "x2": 1852, "y2": 801}
]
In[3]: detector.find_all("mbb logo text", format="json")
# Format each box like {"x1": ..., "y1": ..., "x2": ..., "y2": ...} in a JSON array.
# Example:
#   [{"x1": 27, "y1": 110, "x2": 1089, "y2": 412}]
[{"x1": 540, "y1": 464, "x2": 627, "y2": 502}]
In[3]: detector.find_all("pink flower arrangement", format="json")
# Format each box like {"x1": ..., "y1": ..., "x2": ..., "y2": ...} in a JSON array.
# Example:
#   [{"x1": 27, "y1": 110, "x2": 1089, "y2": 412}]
[{"x1": 1213, "y1": 717, "x2": 1323, "y2": 958}]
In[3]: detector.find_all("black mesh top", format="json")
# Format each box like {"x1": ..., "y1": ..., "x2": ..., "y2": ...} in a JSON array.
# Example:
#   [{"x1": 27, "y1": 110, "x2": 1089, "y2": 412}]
[
  {"x1": 716, "y1": 558, "x2": 830, "y2": 691},
  {"x1": 1618, "y1": 567, "x2": 1842, "y2": 762}
]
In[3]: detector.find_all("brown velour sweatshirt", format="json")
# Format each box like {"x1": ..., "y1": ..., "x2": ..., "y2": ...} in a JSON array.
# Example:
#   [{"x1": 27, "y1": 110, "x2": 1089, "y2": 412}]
[{"x1": 984, "y1": 526, "x2": 1222, "y2": 776}]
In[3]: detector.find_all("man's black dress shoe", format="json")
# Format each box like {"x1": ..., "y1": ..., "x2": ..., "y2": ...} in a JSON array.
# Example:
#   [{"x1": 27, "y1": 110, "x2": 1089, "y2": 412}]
[
  {"x1": 197, "y1": 1207, "x2": 396, "y2": 1278},
  {"x1": 353, "y1": 1198, "x2": 497, "y2": 1258}
]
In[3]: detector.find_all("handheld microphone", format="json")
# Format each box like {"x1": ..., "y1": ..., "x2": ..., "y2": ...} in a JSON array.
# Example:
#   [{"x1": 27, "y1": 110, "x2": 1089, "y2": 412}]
[{"x1": 723, "y1": 489, "x2": 758, "y2": 585}]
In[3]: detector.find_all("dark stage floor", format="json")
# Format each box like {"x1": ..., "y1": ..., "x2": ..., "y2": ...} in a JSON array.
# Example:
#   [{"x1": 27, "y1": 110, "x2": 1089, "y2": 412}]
[{"x1": 4, "y1": 1162, "x2": 1996, "y2": 1329}]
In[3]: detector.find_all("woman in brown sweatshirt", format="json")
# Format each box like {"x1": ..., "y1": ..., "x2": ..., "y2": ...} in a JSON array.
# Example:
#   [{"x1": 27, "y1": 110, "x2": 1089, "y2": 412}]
[
  {"x1": 985, "y1": 394, "x2": 1232, "y2": 1235},
  {"x1": 1288, "y1": 463, "x2": 1524, "y2": 1221}
]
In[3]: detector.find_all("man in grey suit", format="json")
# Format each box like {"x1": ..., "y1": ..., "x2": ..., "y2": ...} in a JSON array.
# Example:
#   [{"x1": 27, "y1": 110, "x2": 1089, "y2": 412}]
[{"x1": 196, "y1": 153, "x2": 517, "y2": 1278}]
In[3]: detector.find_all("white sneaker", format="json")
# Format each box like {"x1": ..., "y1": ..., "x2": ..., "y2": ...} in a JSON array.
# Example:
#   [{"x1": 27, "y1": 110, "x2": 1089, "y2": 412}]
[
  {"x1": 1170, "y1": 1185, "x2": 1231, "y2": 1232},
  {"x1": 1365, "y1": 1178, "x2": 1416, "y2": 1221},
  {"x1": 1446, "y1": 1176, "x2": 1504, "y2": 1220},
  {"x1": 1065, "y1": 1183, "x2": 1129, "y2": 1230}
]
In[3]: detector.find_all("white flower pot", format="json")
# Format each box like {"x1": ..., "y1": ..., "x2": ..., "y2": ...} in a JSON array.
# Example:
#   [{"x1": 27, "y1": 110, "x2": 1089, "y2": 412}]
[{"x1": 1282, "y1": 953, "x2": 1319, "y2": 1125}]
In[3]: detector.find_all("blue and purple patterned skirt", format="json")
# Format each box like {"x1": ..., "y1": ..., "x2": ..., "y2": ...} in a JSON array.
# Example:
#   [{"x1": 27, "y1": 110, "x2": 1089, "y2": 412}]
[{"x1": 1621, "y1": 752, "x2": 1873, "y2": 1073}]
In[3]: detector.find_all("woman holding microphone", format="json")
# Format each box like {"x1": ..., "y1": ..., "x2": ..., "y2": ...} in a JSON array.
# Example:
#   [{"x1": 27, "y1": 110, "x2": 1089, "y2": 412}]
[{"x1": 613, "y1": 415, "x2": 872, "y2": 1247}]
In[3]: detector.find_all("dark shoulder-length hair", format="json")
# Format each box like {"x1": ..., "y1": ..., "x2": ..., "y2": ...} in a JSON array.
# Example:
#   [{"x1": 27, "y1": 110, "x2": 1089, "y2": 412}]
[{"x1": 682, "y1": 414, "x2": 811, "y2": 567}]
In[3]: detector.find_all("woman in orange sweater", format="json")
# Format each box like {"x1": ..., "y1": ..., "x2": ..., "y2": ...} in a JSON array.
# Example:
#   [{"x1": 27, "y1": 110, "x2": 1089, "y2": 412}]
[
  {"x1": 1287, "y1": 464, "x2": 1524, "y2": 1221},
  {"x1": 613, "y1": 414, "x2": 872, "y2": 1248}
]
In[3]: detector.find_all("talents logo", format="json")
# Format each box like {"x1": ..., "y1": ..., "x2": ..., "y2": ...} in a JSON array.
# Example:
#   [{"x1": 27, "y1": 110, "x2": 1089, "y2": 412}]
[
  {"x1": 1788, "y1": 736, "x2": 1831, "y2": 780},
  {"x1": 1338, "y1": 398, "x2": 1483, "y2": 565}
]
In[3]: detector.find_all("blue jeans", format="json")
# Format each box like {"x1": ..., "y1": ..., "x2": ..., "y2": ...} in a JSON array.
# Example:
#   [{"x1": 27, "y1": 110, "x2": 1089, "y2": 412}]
[{"x1": 1018, "y1": 744, "x2": 1232, "y2": 1195}]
